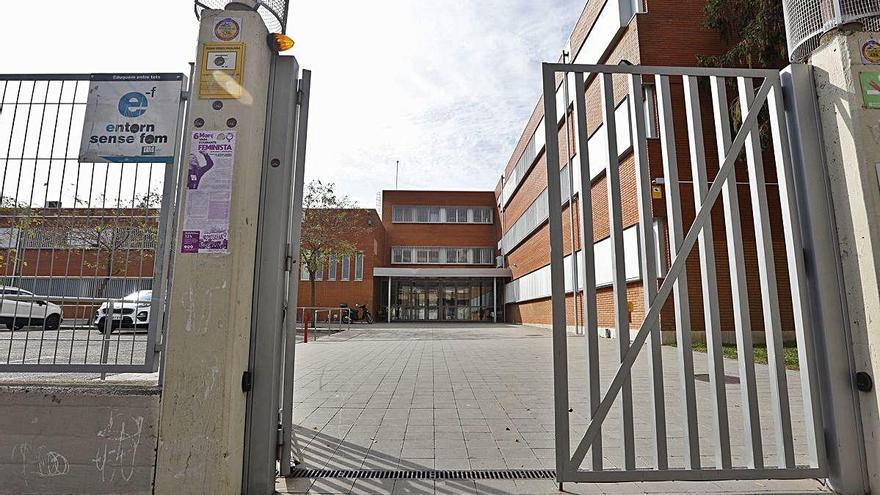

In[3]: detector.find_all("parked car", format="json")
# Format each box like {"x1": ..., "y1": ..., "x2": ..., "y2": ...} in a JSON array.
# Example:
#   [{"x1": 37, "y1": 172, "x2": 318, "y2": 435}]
[
  {"x1": 94, "y1": 290, "x2": 152, "y2": 334},
  {"x1": 0, "y1": 286, "x2": 62, "y2": 331}
]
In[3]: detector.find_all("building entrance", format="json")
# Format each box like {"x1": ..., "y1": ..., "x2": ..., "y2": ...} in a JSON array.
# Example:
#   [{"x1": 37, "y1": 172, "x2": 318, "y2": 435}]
[{"x1": 388, "y1": 277, "x2": 499, "y2": 322}]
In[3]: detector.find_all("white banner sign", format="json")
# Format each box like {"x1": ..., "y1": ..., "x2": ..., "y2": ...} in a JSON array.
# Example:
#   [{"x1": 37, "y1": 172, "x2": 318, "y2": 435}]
[{"x1": 78, "y1": 73, "x2": 184, "y2": 164}]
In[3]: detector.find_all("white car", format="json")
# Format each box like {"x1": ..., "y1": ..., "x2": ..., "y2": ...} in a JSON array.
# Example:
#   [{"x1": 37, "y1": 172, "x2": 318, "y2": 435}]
[
  {"x1": 0, "y1": 286, "x2": 63, "y2": 331},
  {"x1": 94, "y1": 290, "x2": 152, "y2": 334}
]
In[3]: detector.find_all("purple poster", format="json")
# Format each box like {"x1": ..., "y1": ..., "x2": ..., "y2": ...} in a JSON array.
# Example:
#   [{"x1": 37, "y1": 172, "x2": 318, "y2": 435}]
[{"x1": 181, "y1": 130, "x2": 236, "y2": 254}]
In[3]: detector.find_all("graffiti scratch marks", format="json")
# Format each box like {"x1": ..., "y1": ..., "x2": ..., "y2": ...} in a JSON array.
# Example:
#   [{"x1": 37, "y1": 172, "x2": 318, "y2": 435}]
[
  {"x1": 92, "y1": 410, "x2": 144, "y2": 483},
  {"x1": 12, "y1": 443, "x2": 69, "y2": 485}
]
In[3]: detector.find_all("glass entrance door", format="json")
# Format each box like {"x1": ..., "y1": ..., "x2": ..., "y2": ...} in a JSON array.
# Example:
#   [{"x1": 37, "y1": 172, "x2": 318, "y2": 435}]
[{"x1": 390, "y1": 278, "x2": 498, "y2": 322}]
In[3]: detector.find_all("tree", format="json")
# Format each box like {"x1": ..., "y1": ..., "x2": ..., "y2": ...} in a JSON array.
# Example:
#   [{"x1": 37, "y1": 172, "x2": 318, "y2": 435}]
[
  {"x1": 698, "y1": 0, "x2": 788, "y2": 69},
  {"x1": 299, "y1": 180, "x2": 371, "y2": 308},
  {"x1": 0, "y1": 196, "x2": 43, "y2": 278},
  {"x1": 65, "y1": 192, "x2": 160, "y2": 298}
]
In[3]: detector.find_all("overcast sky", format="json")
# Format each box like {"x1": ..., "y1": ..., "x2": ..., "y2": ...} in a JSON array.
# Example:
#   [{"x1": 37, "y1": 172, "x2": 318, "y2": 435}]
[{"x1": 1, "y1": 0, "x2": 580, "y2": 207}]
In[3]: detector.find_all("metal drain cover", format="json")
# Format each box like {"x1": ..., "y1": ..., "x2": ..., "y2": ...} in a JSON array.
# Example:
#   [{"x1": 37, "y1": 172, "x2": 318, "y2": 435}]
[{"x1": 286, "y1": 468, "x2": 556, "y2": 480}]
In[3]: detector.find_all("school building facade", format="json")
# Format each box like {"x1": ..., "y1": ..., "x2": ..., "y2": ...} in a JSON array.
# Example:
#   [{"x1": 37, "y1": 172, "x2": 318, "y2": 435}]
[
  {"x1": 296, "y1": 190, "x2": 510, "y2": 323},
  {"x1": 495, "y1": 0, "x2": 793, "y2": 341},
  {"x1": 298, "y1": 0, "x2": 792, "y2": 338}
]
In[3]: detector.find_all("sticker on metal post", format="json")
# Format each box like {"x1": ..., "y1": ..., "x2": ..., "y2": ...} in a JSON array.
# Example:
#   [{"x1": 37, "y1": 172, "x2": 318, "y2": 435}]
[
  {"x1": 181, "y1": 130, "x2": 237, "y2": 254},
  {"x1": 213, "y1": 16, "x2": 242, "y2": 42},
  {"x1": 859, "y1": 71, "x2": 880, "y2": 109},
  {"x1": 78, "y1": 73, "x2": 184, "y2": 163},
  {"x1": 199, "y1": 43, "x2": 246, "y2": 99},
  {"x1": 862, "y1": 39, "x2": 880, "y2": 65}
]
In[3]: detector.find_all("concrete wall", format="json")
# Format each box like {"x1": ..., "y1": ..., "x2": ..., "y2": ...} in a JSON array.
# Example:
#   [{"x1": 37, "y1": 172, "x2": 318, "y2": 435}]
[{"x1": 0, "y1": 384, "x2": 159, "y2": 495}]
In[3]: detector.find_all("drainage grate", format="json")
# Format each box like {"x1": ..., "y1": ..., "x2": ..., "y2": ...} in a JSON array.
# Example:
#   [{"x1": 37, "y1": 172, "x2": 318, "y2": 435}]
[{"x1": 286, "y1": 468, "x2": 556, "y2": 480}]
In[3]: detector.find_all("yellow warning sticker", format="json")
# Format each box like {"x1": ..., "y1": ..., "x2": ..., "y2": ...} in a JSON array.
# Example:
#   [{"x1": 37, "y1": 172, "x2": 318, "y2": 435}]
[{"x1": 198, "y1": 43, "x2": 245, "y2": 99}]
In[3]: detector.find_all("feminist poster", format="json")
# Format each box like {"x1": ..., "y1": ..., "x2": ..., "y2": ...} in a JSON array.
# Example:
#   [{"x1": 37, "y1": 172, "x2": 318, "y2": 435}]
[{"x1": 180, "y1": 130, "x2": 236, "y2": 254}]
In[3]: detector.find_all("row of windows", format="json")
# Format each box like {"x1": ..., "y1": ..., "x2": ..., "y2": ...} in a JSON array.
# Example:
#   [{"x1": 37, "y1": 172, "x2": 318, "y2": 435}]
[
  {"x1": 300, "y1": 252, "x2": 364, "y2": 281},
  {"x1": 391, "y1": 206, "x2": 493, "y2": 224},
  {"x1": 501, "y1": 118, "x2": 546, "y2": 207},
  {"x1": 391, "y1": 246, "x2": 495, "y2": 265},
  {"x1": 0, "y1": 226, "x2": 158, "y2": 250}
]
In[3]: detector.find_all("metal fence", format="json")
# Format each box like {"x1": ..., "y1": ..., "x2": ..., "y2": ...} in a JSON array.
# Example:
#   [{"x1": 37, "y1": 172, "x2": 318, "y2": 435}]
[
  {"x1": 0, "y1": 74, "x2": 185, "y2": 373},
  {"x1": 783, "y1": 0, "x2": 880, "y2": 61},
  {"x1": 195, "y1": 0, "x2": 289, "y2": 33}
]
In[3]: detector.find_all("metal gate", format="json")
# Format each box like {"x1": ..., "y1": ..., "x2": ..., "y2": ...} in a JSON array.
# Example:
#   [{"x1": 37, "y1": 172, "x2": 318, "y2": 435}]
[
  {"x1": 542, "y1": 63, "x2": 861, "y2": 485},
  {"x1": 240, "y1": 54, "x2": 311, "y2": 492},
  {"x1": 0, "y1": 73, "x2": 186, "y2": 374}
]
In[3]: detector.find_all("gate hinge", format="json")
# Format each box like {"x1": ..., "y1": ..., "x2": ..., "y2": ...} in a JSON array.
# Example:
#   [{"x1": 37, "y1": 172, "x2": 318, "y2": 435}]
[
  {"x1": 241, "y1": 371, "x2": 252, "y2": 392},
  {"x1": 296, "y1": 89, "x2": 303, "y2": 104},
  {"x1": 285, "y1": 243, "x2": 292, "y2": 272},
  {"x1": 181, "y1": 90, "x2": 190, "y2": 101}
]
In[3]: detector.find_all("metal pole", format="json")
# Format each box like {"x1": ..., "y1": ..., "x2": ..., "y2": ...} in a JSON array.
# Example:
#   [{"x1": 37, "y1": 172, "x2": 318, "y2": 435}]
[
  {"x1": 395, "y1": 160, "x2": 399, "y2": 189},
  {"x1": 562, "y1": 51, "x2": 580, "y2": 335},
  {"x1": 387, "y1": 277, "x2": 392, "y2": 323},
  {"x1": 493, "y1": 277, "x2": 497, "y2": 323}
]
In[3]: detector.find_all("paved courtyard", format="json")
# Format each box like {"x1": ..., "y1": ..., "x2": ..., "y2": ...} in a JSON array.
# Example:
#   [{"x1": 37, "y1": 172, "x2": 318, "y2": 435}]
[{"x1": 277, "y1": 323, "x2": 827, "y2": 494}]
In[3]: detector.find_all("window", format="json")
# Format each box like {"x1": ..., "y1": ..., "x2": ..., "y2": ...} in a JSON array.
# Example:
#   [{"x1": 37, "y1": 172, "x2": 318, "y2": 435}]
[
  {"x1": 327, "y1": 255, "x2": 337, "y2": 281},
  {"x1": 401, "y1": 248, "x2": 412, "y2": 263},
  {"x1": 315, "y1": 262, "x2": 323, "y2": 281},
  {"x1": 472, "y1": 207, "x2": 493, "y2": 224},
  {"x1": 354, "y1": 252, "x2": 364, "y2": 281},
  {"x1": 446, "y1": 207, "x2": 468, "y2": 223},
  {"x1": 448, "y1": 248, "x2": 469, "y2": 264},
  {"x1": 300, "y1": 263, "x2": 309, "y2": 281},
  {"x1": 643, "y1": 84, "x2": 659, "y2": 139},
  {"x1": 341, "y1": 256, "x2": 351, "y2": 280},
  {"x1": 392, "y1": 206, "x2": 413, "y2": 222},
  {"x1": 416, "y1": 248, "x2": 429, "y2": 263},
  {"x1": 392, "y1": 247, "x2": 403, "y2": 263}
]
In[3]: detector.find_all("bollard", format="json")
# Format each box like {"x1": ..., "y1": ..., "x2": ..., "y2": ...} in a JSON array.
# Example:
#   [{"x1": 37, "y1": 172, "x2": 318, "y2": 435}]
[{"x1": 303, "y1": 310, "x2": 309, "y2": 343}]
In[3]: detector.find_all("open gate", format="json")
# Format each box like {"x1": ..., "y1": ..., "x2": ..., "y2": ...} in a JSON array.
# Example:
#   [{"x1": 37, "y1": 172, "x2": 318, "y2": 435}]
[{"x1": 542, "y1": 62, "x2": 864, "y2": 487}]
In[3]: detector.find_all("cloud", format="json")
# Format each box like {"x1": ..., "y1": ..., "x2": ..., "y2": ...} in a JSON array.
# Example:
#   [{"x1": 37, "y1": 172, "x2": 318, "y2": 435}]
[
  {"x1": 0, "y1": 0, "x2": 583, "y2": 209},
  {"x1": 290, "y1": 0, "x2": 581, "y2": 207}
]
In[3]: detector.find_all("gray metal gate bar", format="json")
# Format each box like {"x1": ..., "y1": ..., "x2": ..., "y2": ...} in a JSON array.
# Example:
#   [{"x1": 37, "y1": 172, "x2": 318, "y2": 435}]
[
  {"x1": 573, "y1": 71, "x2": 603, "y2": 472},
  {"x1": 656, "y1": 74, "x2": 700, "y2": 469},
  {"x1": 600, "y1": 73, "x2": 636, "y2": 470},
  {"x1": 682, "y1": 74, "x2": 732, "y2": 470},
  {"x1": 627, "y1": 73, "x2": 668, "y2": 471},
  {"x1": 738, "y1": 76, "x2": 795, "y2": 468}
]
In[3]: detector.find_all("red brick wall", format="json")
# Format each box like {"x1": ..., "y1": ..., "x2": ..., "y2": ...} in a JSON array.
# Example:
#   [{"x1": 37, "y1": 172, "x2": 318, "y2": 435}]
[
  {"x1": 296, "y1": 209, "x2": 385, "y2": 312},
  {"x1": 382, "y1": 190, "x2": 499, "y2": 268}
]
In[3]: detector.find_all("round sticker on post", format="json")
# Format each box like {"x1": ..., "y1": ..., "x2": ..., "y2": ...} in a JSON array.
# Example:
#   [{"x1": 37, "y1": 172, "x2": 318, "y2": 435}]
[
  {"x1": 213, "y1": 17, "x2": 242, "y2": 42},
  {"x1": 862, "y1": 39, "x2": 880, "y2": 65}
]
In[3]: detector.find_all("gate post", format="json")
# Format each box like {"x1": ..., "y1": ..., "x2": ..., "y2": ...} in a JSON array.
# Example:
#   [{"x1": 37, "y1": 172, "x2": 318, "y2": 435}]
[
  {"x1": 793, "y1": 29, "x2": 880, "y2": 494},
  {"x1": 154, "y1": 7, "x2": 274, "y2": 494}
]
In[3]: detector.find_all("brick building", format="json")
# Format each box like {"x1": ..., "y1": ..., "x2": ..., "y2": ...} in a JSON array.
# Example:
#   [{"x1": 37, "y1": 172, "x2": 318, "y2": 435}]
[
  {"x1": 296, "y1": 208, "x2": 385, "y2": 314},
  {"x1": 496, "y1": 0, "x2": 793, "y2": 342},
  {"x1": 296, "y1": 191, "x2": 511, "y2": 322}
]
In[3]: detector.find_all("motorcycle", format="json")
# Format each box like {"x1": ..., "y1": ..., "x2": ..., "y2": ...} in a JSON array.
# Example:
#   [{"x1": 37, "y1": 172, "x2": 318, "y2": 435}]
[{"x1": 341, "y1": 303, "x2": 373, "y2": 324}]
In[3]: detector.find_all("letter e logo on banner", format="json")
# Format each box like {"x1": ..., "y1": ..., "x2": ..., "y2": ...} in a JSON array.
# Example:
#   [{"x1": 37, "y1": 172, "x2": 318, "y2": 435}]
[{"x1": 118, "y1": 92, "x2": 148, "y2": 118}]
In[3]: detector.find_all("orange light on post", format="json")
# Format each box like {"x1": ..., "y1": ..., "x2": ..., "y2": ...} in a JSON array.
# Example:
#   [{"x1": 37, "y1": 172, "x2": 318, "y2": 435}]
[{"x1": 267, "y1": 33, "x2": 295, "y2": 52}]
